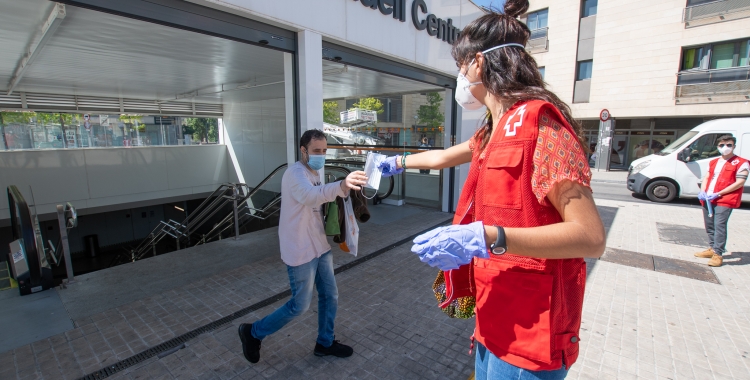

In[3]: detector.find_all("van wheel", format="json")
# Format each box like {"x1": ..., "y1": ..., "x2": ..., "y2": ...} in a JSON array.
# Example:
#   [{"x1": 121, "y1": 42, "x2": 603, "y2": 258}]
[{"x1": 646, "y1": 180, "x2": 677, "y2": 203}]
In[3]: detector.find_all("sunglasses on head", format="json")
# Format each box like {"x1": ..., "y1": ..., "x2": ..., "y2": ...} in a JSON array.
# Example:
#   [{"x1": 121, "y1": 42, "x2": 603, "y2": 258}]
[{"x1": 718, "y1": 144, "x2": 733, "y2": 148}]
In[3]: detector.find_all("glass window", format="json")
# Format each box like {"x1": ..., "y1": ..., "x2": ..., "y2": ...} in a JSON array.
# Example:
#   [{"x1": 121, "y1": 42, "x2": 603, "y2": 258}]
[
  {"x1": 740, "y1": 40, "x2": 749, "y2": 67},
  {"x1": 577, "y1": 60, "x2": 593, "y2": 81},
  {"x1": 539, "y1": 67, "x2": 545, "y2": 79},
  {"x1": 659, "y1": 131, "x2": 698, "y2": 155},
  {"x1": 687, "y1": 133, "x2": 724, "y2": 161},
  {"x1": 682, "y1": 47, "x2": 706, "y2": 70},
  {"x1": 711, "y1": 43, "x2": 735, "y2": 69},
  {"x1": 527, "y1": 9, "x2": 548, "y2": 30},
  {"x1": 582, "y1": 0, "x2": 598, "y2": 17},
  {"x1": 0, "y1": 111, "x2": 218, "y2": 150}
]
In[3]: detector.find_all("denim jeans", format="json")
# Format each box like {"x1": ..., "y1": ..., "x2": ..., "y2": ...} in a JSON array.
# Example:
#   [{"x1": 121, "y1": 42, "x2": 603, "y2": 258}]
[
  {"x1": 251, "y1": 251, "x2": 338, "y2": 347},
  {"x1": 475, "y1": 342, "x2": 568, "y2": 380},
  {"x1": 702, "y1": 203, "x2": 733, "y2": 256}
]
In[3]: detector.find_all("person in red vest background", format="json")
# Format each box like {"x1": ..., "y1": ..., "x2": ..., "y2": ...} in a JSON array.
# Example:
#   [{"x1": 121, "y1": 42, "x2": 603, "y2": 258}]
[
  {"x1": 695, "y1": 135, "x2": 749, "y2": 267},
  {"x1": 378, "y1": 1, "x2": 605, "y2": 378}
]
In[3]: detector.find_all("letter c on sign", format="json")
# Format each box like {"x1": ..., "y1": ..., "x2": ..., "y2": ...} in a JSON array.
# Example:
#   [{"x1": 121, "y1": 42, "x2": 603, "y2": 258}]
[{"x1": 411, "y1": 0, "x2": 427, "y2": 30}]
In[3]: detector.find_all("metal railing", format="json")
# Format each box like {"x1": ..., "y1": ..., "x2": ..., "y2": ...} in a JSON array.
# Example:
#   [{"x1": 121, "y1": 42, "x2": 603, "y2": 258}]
[
  {"x1": 108, "y1": 162, "x2": 392, "y2": 265},
  {"x1": 677, "y1": 66, "x2": 750, "y2": 85},
  {"x1": 526, "y1": 27, "x2": 548, "y2": 53},
  {"x1": 675, "y1": 67, "x2": 750, "y2": 102},
  {"x1": 683, "y1": 0, "x2": 750, "y2": 25}
]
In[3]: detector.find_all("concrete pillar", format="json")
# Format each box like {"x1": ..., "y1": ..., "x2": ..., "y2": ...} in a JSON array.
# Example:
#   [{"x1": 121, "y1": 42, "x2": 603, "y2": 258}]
[
  {"x1": 594, "y1": 118, "x2": 615, "y2": 172},
  {"x1": 297, "y1": 30, "x2": 324, "y2": 134},
  {"x1": 296, "y1": 30, "x2": 324, "y2": 179}
]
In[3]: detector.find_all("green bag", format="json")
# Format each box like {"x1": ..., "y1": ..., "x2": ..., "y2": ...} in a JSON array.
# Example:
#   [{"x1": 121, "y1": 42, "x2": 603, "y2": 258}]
[{"x1": 324, "y1": 201, "x2": 340, "y2": 236}]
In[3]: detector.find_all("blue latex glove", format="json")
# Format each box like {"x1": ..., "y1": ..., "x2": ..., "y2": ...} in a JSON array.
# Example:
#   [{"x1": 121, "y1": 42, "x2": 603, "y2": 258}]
[
  {"x1": 378, "y1": 155, "x2": 404, "y2": 177},
  {"x1": 706, "y1": 193, "x2": 721, "y2": 201},
  {"x1": 411, "y1": 221, "x2": 489, "y2": 271},
  {"x1": 697, "y1": 191, "x2": 707, "y2": 201}
]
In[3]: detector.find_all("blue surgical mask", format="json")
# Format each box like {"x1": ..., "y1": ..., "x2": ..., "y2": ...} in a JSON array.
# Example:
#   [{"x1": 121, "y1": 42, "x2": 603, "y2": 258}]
[{"x1": 307, "y1": 154, "x2": 326, "y2": 170}]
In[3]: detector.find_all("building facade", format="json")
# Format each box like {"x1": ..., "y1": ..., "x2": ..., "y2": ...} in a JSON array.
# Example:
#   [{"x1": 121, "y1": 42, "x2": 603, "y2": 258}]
[{"x1": 524, "y1": 0, "x2": 750, "y2": 169}]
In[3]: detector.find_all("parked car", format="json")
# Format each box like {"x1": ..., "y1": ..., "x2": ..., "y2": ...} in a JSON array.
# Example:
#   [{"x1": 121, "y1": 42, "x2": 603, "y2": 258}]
[{"x1": 627, "y1": 118, "x2": 750, "y2": 203}]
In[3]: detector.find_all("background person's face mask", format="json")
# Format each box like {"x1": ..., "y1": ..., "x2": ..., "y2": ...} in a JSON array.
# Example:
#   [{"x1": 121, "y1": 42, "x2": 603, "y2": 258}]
[
  {"x1": 718, "y1": 145, "x2": 733, "y2": 156},
  {"x1": 454, "y1": 43, "x2": 526, "y2": 111},
  {"x1": 304, "y1": 149, "x2": 326, "y2": 170}
]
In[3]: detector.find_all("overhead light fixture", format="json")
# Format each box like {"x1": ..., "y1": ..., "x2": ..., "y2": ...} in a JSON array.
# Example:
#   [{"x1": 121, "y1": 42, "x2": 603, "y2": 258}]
[{"x1": 174, "y1": 206, "x2": 184, "y2": 212}]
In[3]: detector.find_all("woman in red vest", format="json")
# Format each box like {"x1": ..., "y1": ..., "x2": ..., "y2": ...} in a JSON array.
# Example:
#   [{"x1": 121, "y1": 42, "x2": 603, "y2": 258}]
[{"x1": 378, "y1": 1, "x2": 605, "y2": 378}]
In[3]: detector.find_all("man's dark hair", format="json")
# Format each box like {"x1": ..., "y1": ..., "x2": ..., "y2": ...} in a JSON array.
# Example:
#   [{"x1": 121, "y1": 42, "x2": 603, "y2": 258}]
[
  {"x1": 717, "y1": 134, "x2": 736, "y2": 144},
  {"x1": 300, "y1": 129, "x2": 326, "y2": 149}
]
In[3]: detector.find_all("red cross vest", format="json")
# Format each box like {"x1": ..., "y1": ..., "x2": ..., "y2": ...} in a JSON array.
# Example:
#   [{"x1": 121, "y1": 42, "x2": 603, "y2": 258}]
[
  {"x1": 446, "y1": 100, "x2": 586, "y2": 370},
  {"x1": 706, "y1": 155, "x2": 749, "y2": 209}
]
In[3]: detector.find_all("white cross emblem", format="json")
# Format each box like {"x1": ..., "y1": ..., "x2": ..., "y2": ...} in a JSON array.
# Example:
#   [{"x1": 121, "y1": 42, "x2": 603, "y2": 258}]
[{"x1": 503, "y1": 104, "x2": 527, "y2": 137}]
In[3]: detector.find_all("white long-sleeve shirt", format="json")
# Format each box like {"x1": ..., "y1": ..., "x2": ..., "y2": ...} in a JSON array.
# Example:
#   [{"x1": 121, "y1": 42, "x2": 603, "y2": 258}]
[{"x1": 278, "y1": 161, "x2": 347, "y2": 266}]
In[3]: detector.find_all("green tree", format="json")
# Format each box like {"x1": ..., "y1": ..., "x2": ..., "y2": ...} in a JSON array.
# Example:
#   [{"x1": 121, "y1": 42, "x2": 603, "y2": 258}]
[
  {"x1": 417, "y1": 92, "x2": 444, "y2": 128},
  {"x1": 323, "y1": 101, "x2": 340, "y2": 125},
  {"x1": 183, "y1": 118, "x2": 218, "y2": 143},
  {"x1": 350, "y1": 97, "x2": 384, "y2": 114},
  {"x1": 118, "y1": 114, "x2": 145, "y2": 132}
]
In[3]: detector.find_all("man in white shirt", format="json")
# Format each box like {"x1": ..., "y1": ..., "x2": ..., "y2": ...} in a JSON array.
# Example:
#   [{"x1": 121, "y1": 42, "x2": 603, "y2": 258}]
[{"x1": 238, "y1": 129, "x2": 367, "y2": 363}]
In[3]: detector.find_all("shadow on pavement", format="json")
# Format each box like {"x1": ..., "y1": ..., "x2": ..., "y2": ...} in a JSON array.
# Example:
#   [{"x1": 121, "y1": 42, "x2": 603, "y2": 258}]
[
  {"x1": 587, "y1": 206, "x2": 619, "y2": 277},
  {"x1": 723, "y1": 252, "x2": 750, "y2": 266}
]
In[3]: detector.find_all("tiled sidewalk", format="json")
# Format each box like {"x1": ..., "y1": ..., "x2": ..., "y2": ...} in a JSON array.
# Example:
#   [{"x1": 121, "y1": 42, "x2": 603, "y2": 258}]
[{"x1": 2, "y1": 198, "x2": 750, "y2": 380}]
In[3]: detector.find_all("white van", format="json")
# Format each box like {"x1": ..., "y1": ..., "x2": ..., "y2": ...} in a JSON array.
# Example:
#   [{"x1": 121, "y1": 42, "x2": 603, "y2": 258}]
[{"x1": 626, "y1": 118, "x2": 750, "y2": 203}]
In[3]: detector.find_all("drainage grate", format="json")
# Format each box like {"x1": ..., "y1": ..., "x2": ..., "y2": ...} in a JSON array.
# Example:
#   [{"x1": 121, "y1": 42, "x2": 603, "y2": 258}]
[
  {"x1": 600, "y1": 247, "x2": 720, "y2": 284},
  {"x1": 656, "y1": 223, "x2": 709, "y2": 248},
  {"x1": 77, "y1": 218, "x2": 451, "y2": 380}
]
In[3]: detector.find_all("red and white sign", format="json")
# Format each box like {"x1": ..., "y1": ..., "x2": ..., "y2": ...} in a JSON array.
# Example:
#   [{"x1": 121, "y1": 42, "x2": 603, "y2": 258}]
[{"x1": 599, "y1": 109, "x2": 610, "y2": 122}]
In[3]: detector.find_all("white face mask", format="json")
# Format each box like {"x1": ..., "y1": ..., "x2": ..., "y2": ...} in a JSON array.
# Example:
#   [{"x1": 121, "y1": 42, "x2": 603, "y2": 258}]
[
  {"x1": 455, "y1": 43, "x2": 526, "y2": 111},
  {"x1": 718, "y1": 145, "x2": 733, "y2": 156}
]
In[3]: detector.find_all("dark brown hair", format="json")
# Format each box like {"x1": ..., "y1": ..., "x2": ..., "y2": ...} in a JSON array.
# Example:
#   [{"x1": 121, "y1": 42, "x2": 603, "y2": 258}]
[
  {"x1": 717, "y1": 134, "x2": 736, "y2": 144},
  {"x1": 300, "y1": 129, "x2": 326, "y2": 149},
  {"x1": 451, "y1": 0, "x2": 585, "y2": 151}
]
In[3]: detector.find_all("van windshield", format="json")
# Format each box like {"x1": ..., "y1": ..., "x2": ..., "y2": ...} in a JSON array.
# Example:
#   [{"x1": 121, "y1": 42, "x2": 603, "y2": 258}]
[{"x1": 657, "y1": 131, "x2": 698, "y2": 155}]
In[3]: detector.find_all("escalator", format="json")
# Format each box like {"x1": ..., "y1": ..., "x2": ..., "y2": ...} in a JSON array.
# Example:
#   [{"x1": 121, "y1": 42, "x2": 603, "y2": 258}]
[
  {"x1": 4, "y1": 186, "x2": 78, "y2": 295},
  {"x1": 108, "y1": 163, "x2": 394, "y2": 267}
]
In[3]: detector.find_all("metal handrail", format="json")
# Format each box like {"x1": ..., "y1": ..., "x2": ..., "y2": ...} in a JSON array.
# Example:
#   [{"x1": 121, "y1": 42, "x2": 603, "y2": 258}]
[
  {"x1": 119, "y1": 162, "x2": 396, "y2": 263},
  {"x1": 676, "y1": 66, "x2": 750, "y2": 85}
]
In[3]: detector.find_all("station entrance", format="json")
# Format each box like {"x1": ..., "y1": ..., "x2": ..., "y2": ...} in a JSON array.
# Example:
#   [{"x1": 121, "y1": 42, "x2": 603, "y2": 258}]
[{"x1": 0, "y1": 0, "x2": 457, "y2": 287}]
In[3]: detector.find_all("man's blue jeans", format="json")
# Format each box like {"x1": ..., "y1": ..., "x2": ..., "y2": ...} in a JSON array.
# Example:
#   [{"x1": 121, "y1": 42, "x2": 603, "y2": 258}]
[
  {"x1": 251, "y1": 251, "x2": 338, "y2": 347},
  {"x1": 475, "y1": 342, "x2": 568, "y2": 380}
]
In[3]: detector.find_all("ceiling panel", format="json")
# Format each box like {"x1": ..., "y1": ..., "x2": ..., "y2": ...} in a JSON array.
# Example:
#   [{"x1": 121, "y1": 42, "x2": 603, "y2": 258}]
[
  {"x1": 322, "y1": 61, "x2": 444, "y2": 100},
  {"x1": 0, "y1": 0, "x2": 286, "y2": 105}
]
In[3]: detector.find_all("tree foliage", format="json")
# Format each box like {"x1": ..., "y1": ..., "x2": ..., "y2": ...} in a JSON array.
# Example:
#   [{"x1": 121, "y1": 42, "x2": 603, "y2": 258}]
[
  {"x1": 323, "y1": 101, "x2": 340, "y2": 125},
  {"x1": 417, "y1": 92, "x2": 444, "y2": 129},
  {"x1": 350, "y1": 97, "x2": 384, "y2": 114},
  {"x1": 183, "y1": 118, "x2": 218, "y2": 143}
]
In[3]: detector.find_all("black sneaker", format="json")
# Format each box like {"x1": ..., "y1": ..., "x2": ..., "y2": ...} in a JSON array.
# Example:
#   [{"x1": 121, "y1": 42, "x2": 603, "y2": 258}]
[
  {"x1": 238, "y1": 323, "x2": 261, "y2": 363},
  {"x1": 314, "y1": 340, "x2": 353, "y2": 358}
]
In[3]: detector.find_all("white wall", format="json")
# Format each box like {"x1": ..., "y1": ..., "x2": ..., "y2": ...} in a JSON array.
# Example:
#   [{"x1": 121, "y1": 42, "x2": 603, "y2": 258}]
[
  {"x1": 222, "y1": 98, "x2": 288, "y2": 193},
  {"x1": 529, "y1": 0, "x2": 750, "y2": 119},
  {"x1": 0, "y1": 145, "x2": 230, "y2": 220},
  {"x1": 194, "y1": 0, "x2": 484, "y2": 76}
]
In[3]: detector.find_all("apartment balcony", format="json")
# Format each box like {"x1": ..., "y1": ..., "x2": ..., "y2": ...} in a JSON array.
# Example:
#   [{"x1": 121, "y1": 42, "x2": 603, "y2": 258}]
[
  {"x1": 526, "y1": 27, "x2": 548, "y2": 53},
  {"x1": 675, "y1": 67, "x2": 750, "y2": 104},
  {"x1": 683, "y1": 0, "x2": 750, "y2": 28}
]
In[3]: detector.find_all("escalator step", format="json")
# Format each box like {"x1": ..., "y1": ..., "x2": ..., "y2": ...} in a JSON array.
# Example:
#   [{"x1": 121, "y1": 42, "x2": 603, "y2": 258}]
[{"x1": 0, "y1": 278, "x2": 10, "y2": 291}]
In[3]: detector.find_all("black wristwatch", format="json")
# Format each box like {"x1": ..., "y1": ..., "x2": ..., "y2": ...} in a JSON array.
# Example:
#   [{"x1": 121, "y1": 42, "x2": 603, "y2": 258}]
[{"x1": 489, "y1": 226, "x2": 507, "y2": 255}]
